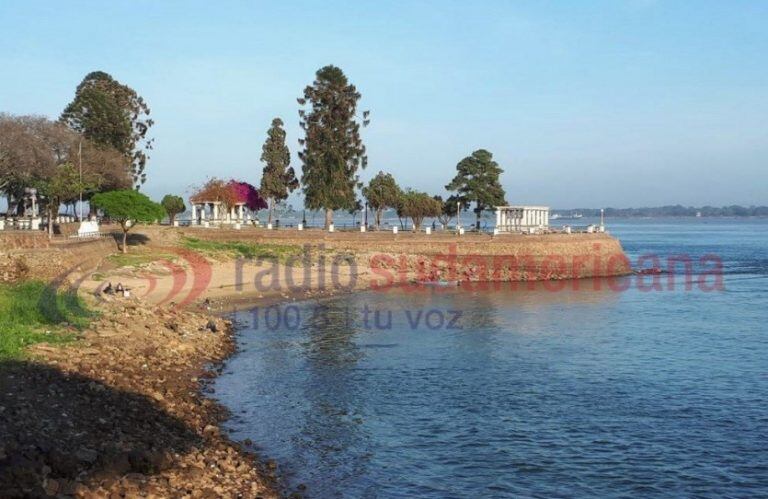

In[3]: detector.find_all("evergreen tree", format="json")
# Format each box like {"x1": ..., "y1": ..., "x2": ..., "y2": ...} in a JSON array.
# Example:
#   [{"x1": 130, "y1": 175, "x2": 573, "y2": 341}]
[
  {"x1": 260, "y1": 118, "x2": 298, "y2": 224},
  {"x1": 60, "y1": 71, "x2": 154, "y2": 189},
  {"x1": 298, "y1": 65, "x2": 369, "y2": 228},
  {"x1": 362, "y1": 171, "x2": 401, "y2": 230},
  {"x1": 160, "y1": 194, "x2": 186, "y2": 224},
  {"x1": 446, "y1": 149, "x2": 506, "y2": 230}
]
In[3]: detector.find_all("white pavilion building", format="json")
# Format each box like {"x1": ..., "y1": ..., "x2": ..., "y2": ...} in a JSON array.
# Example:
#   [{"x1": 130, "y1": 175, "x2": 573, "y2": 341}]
[{"x1": 495, "y1": 205, "x2": 550, "y2": 233}]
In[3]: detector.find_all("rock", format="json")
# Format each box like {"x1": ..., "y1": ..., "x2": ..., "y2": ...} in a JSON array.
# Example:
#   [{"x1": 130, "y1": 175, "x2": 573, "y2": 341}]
[
  {"x1": 205, "y1": 320, "x2": 218, "y2": 333},
  {"x1": 74, "y1": 447, "x2": 98, "y2": 464},
  {"x1": 203, "y1": 424, "x2": 220, "y2": 438},
  {"x1": 43, "y1": 478, "x2": 60, "y2": 495}
]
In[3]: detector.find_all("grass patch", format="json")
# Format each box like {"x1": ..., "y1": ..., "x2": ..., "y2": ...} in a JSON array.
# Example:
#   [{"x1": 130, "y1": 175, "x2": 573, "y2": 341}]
[
  {"x1": 107, "y1": 252, "x2": 175, "y2": 268},
  {"x1": 181, "y1": 237, "x2": 303, "y2": 264},
  {"x1": 0, "y1": 281, "x2": 95, "y2": 360}
]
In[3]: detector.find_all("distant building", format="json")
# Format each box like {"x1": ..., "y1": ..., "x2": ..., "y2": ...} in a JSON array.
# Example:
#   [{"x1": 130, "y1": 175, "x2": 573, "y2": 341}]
[{"x1": 495, "y1": 205, "x2": 550, "y2": 233}]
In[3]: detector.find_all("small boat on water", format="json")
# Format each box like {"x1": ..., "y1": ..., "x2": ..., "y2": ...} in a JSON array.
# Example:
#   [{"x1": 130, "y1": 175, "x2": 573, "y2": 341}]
[{"x1": 551, "y1": 212, "x2": 583, "y2": 220}]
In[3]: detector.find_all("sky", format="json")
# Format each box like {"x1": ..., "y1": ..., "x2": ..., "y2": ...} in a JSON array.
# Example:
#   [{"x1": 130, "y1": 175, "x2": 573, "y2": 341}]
[{"x1": 1, "y1": 0, "x2": 767, "y2": 209}]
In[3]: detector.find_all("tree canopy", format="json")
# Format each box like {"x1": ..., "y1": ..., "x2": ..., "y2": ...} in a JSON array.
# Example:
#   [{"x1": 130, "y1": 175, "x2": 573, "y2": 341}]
[
  {"x1": 260, "y1": 118, "x2": 298, "y2": 224},
  {"x1": 446, "y1": 149, "x2": 506, "y2": 229},
  {"x1": 434, "y1": 194, "x2": 460, "y2": 228},
  {"x1": 397, "y1": 189, "x2": 442, "y2": 231},
  {"x1": 0, "y1": 113, "x2": 130, "y2": 215},
  {"x1": 91, "y1": 190, "x2": 165, "y2": 253},
  {"x1": 60, "y1": 71, "x2": 153, "y2": 188},
  {"x1": 298, "y1": 65, "x2": 369, "y2": 227},
  {"x1": 40, "y1": 163, "x2": 101, "y2": 237},
  {"x1": 362, "y1": 171, "x2": 401, "y2": 229},
  {"x1": 160, "y1": 194, "x2": 186, "y2": 223}
]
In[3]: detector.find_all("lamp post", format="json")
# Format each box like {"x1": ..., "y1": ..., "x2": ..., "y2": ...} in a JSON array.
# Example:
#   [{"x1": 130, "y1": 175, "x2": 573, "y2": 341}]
[
  {"x1": 78, "y1": 140, "x2": 83, "y2": 222},
  {"x1": 456, "y1": 199, "x2": 461, "y2": 234}
]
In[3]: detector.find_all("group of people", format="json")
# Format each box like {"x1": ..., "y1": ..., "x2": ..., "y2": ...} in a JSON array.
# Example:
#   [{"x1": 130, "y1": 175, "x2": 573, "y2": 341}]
[{"x1": 102, "y1": 282, "x2": 129, "y2": 297}]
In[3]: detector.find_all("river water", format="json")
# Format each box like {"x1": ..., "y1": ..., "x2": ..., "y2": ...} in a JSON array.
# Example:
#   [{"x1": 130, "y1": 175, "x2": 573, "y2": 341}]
[{"x1": 215, "y1": 218, "x2": 768, "y2": 498}]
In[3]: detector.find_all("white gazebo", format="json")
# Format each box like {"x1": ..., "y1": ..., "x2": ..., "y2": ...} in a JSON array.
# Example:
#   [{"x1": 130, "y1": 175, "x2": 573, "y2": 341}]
[
  {"x1": 191, "y1": 201, "x2": 248, "y2": 226},
  {"x1": 495, "y1": 205, "x2": 550, "y2": 233}
]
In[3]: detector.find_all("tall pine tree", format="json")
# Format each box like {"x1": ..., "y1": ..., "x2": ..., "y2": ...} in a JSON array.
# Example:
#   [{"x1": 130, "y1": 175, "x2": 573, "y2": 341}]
[
  {"x1": 298, "y1": 65, "x2": 369, "y2": 227},
  {"x1": 60, "y1": 71, "x2": 154, "y2": 189},
  {"x1": 260, "y1": 118, "x2": 298, "y2": 224},
  {"x1": 446, "y1": 149, "x2": 507, "y2": 230}
]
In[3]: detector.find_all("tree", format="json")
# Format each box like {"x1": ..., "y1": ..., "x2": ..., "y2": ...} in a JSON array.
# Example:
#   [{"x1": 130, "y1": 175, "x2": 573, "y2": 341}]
[
  {"x1": 91, "y1": 190, "x2": 165, "y2": 253},
  {"x1": 362, "y1": 171, "x2": 401, "y2": 230},
  {"x1": 298, "y1": 65, "x2": 369, "y2": 228},
  {"x1": 60, "y1": 71, "x2": 154, "y2": 189},
  {"x1": 446, "y1": 149, "x2": 506, "y2": 230},
  {"x1": 0, "y1": 115, "x2": 57, "y2": 213},
  {"x1": 397, "y1": 190, "x2": 442, "y2": 231},
  {"x1": 0, "y1": 114, "x2": 129, "y2": 215},
  {"x1": 434, "y1": 194, "x2": 459, "y2": 229},
  {"x1": 229, "y1": 181, "x2": 268, "y2": 211},
  {"x1": 190, "y1": 177, "x2": 238, "y2": 209},
  {"x1": 161, "y1": 194, "x2": 186, "y2": 224},
  {"x1": 260, "y1": 118, "x2": 298, "y2": 224},
  {"x1": 40, "y1": 163, "x2": 101, "y2": 238}
]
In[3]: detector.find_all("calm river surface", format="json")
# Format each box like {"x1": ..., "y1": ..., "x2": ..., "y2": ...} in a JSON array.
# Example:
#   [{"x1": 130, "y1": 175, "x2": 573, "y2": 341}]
[{"x1": 215, "y1": 219, "x2": 768, "y2": 498}]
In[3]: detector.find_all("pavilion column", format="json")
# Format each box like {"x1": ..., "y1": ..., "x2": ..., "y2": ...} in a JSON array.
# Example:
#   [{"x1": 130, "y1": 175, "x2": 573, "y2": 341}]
[
  {"x1": 495, "y1": 209, "x2": 501, "y2": 229},
  {"x1": 212, "y1": 203, "x2": 218, "y2": 222},
  {"x1": 238, "y1": 204, "x2": 244, "y2": 221},
  {"x1": 192, "y1": 204, "x2": 198, "y2": 224}
]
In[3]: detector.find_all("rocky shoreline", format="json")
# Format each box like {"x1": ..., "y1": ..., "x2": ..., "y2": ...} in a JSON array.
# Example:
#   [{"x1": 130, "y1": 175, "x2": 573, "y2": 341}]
[
  {"x1": 1, "y1": 228, "x2": 632, "y2": 497},
  {"x1": 0, "y1": 294, "x2": 279, "y2": 498}
]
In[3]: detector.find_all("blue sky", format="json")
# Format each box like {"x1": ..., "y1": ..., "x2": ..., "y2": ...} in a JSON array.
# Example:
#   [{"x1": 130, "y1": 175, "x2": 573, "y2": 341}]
[{"x1": 1, "y1": 0, "x2": 766, "y2": 208}]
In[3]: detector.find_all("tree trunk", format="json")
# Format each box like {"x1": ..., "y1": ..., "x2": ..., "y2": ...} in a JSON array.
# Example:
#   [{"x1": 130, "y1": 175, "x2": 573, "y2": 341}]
[
  {"x1": 476, "y1": 210, "x2": 481, "y2": 230},
  {"x1": 47, "y1": 205, "x2": 54, "y2": 240},
  {"x1": 120, "y1": 222, "x2": 129, "y2": 253},
  {"x1": 375, "y1": 208, "x2": 383, "y2": 230},
  {"x1": 268, "y1": 199, "x2": 273, "y2": 224},
  {"x1": 325, "y1": 208, "x2": 333, "y2": 229}
]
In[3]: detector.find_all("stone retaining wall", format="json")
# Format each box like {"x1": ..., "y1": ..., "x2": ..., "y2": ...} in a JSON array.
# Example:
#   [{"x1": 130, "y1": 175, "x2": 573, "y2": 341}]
[
  {"x1": 179, "y1": 228, "x2": 631, "y2": 281},
  {"x1": 0, "y1": 236, "x2": 115, "y2": 283}
]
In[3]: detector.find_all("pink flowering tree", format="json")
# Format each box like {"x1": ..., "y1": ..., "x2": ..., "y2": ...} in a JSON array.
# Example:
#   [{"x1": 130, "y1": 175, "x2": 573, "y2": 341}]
[{"x1": 228, "y1": 180, "x2": 267, "y2": 211}]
